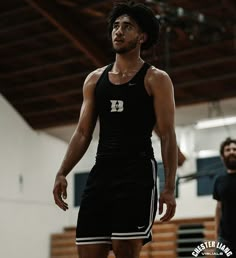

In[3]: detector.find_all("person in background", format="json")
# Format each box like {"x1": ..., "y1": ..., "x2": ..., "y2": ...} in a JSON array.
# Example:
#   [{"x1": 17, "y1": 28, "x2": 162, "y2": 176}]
[{"x1": 213, "y1": 137, "x2": 236, "y2": 257}]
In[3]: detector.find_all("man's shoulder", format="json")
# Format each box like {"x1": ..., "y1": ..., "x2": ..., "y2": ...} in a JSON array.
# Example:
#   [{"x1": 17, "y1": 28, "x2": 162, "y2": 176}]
[
  {"x1": 84, "y1": 65, "x2": 108, "y2": 85},
  {"x1": 146, "y1": 65, "x2": 169, "y2": 79},
  {"x1": 145, "y1": 65, "x2": 173, "y2": 95},
  {"x1": 93, "y1": 65, "x2": 108, "y2": 78},
  {"x1": 145, "y1": 65, "x2": 171, "y2": 87}
]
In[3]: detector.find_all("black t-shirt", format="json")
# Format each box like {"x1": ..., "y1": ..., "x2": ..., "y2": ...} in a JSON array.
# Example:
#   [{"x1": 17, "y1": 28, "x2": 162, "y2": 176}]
[{"x1": 213, "y1": 172, "x2": 236, "y2": 244}]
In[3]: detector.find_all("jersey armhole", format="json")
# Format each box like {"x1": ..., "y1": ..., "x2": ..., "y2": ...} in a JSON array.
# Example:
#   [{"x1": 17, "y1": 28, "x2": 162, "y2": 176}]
[{"x1": 95, "y1": 63, "x2": 114, "y2": 88}]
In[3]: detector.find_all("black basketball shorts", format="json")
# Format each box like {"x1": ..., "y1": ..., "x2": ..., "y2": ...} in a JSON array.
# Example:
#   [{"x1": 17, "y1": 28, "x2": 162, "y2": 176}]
[{"x1": 76, "y1": 157, "x2": 158, "y2": 246}]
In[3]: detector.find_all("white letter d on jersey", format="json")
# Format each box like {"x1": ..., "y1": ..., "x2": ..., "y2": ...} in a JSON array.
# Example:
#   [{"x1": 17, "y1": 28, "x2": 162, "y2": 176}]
[{"x1": 110, "y1": 100, "x2": 124, "y2": 112}]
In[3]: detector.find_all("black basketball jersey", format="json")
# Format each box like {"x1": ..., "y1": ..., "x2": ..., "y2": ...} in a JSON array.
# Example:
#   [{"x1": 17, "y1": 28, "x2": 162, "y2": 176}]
[{"x1": 95, "y1": 62, "x2": 156, "y2": 160}]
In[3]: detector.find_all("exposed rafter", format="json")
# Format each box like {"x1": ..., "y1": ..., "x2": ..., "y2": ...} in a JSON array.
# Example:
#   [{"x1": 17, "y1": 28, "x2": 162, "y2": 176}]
[
  {"x1": 171, "y1": 39, "x2": 234, "y2": 59},
  {"x1": 222, "y1": 0, "x2": 236, "y2": 16},
  {"x1": 176, "y1": 72, "x2": 236, "y2": 88},
  {"x1": 0, "y1": 18, "x2": 46, "y2": 34},
  {"x1": 0, "y1": 6, "x2": 32, "y2": 18},
  {"x1": 24, "y1": 0, "x2": 107, "y2": 67},
  {"x1": 1, "y1": 43, "x2": 72, "y2": 63},
  {"x1": 69, "y1": 0, "x2": 109, "y2": 9},
  {"x1": 29, "y1": 113, "x2": 79, "y2": 129},
  {"x1": 11, "y1": 89, "x2": 82, "y2": 105},
  {"x1": 23, "y1": 103, "x2": 82, "y2": 118},
  {"x1": 176, "y1": 88, "x2": 236, "y2": 106},
  {"x1": 1, "y1": 72, "x2": 88, "y2": 92},
  {"x1": 0, "y1": 0, "x2": 235, "y2": 130},
  {"x1": 0, "y1": 31, "x2": 60, "y2": 49},
  {"x1": 171, "y1": 55, "x2": 236, "y2": 73},
  {"x1": 1, "y1": 57, "x2": 83, "y2": 78}
]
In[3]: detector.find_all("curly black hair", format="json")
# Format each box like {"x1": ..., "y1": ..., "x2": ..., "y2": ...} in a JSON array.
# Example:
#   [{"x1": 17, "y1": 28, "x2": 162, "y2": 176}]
[
  {"x1": 108, "y1": 1, "x2": 159, "y2": 50},
  {"x1": 220, "y1": 137, "x2": 236, "y2": 156}
]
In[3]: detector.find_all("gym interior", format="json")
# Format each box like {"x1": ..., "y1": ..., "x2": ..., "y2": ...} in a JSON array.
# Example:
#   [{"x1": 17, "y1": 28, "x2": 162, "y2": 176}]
[{"x1": 1, "y1": 1, "x2": 235, "y2": 258}]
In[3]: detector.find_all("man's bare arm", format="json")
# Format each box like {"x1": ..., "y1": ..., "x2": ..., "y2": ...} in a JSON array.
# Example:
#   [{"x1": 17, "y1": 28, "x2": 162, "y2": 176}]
[
  {"x1": 56, "y1": 73, "x2": 98, "y2": 177},
  {"x1": 146, "y1": 67, "x2": 177, "y2": 222},
  {"x1": 53, "y1": 68, "x2": 104, "y2": 210},
  {"x1": 153, "y1": 126, "x2": 186, "y2": 167}
]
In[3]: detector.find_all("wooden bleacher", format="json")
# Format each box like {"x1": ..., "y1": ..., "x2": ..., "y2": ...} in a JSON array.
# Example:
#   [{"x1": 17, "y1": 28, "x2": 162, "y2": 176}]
[{"x1": 51, "y1": 217, "x2": 215, "y2": 258}]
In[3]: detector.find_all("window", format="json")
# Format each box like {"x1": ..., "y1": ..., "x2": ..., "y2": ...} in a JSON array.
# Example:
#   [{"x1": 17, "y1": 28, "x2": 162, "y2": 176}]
[{"x1": 196, "y1": 156, "x2": 225, "y2": 196}]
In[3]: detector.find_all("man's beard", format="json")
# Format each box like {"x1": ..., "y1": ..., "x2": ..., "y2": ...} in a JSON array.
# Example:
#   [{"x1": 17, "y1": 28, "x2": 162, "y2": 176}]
[
  {"x1": 223, "y1": 155, "x2": 236, "y2": 170},
  {"x1": 113, "y1": 37, "x2": 139, "y2": 54}
]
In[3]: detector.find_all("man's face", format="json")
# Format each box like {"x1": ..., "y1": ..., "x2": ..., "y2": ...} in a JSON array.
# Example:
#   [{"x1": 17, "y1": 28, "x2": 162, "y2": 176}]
[
  {"x1": 222, "y1": 142, "x2": 236, "y2": 171},
  {"x1": 111, "y1": 15, "x2": 143, "y2": 54}
]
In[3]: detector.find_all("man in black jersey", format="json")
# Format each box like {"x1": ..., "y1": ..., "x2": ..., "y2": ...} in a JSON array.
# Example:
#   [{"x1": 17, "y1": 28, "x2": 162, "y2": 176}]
[
  {"x1": 53, "y1": 2, "x2": 177, "y2": 258},
  {"x1": 213, "y1": 138, "x2": 236, "y2": 257}
]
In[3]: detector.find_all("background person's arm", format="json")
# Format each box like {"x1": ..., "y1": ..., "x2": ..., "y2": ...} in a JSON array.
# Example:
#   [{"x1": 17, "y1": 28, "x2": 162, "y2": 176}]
[{"x1": 215, "y1": 201, "x2": 221, "y2": 240}]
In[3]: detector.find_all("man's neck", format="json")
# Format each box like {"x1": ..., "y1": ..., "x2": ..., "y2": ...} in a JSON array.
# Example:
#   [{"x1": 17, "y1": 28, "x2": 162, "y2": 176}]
[{"x1": 113, "y1": 53, "x2": 143, "y2": 74}]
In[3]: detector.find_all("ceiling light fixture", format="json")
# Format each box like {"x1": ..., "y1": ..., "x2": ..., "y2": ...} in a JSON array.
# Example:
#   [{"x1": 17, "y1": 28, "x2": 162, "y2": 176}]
[{"x1": 195, "y1": 116, "x2": 236, "y2": 129}]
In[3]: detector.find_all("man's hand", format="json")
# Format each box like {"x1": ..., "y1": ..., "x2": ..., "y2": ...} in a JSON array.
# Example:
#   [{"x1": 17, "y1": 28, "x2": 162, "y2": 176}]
[
  {"x1": 53, "y1": 174, "x2": 68, "y2": 211},
  {"x1": 159, "y1": 189, "x2": 176, "y2": 222}
]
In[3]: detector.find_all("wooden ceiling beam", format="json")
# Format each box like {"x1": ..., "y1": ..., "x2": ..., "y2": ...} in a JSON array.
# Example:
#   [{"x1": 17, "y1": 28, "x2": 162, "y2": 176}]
[
  {"x1": 0, "y1": 30, "x2": 59, "y2": 50},
  {"x1": 24, "y1": 0, "x2": 107, "y2": 67},
  {"x1": 222, "y1": 0, "x2": 236, "y2": 16},
  {"x1": 76, "y1": 0, "x2": 109, "y2": 9},
  {"x1": 30, "y1": 114, "x2": 79, "y2": 129},
  {"x1": 1, "y1": 57, "x2": 83, "y2": 78},
  {"x1": 1, "y1": 43, "x2": 72, "y2": 63},
  {"x1": 159, "y1": 39, "x2": 233, "y2": 61},
  {"x1": 81, "y1": 8, "x2": 105, "y2": 18},
  {"x1": 149, "y1": 39, "x2": 234, "y2": 64},
  {"x1": 171, "y1": 39, "x2": 234, "y2": 59},
  {"x1": 171, "y1": 55, "x2": 236, "y2": 74},
  {"x1": 176, "y1": 90, "x2": 236, "y2": 107},
  {"x1": 0, "y1": 6, "x2": 32, "y2": 18},
  {"x1": 23, "y1": 103, "x2": 82, "y2": 118},
  {"x1": 11, "y1": 89, "x2": 83, "y2": 105},
  {"x1": 1, "y1": 72, "x2": 88, "y2": 93},
  {"x1": 175, "y1": 72, "x2": 236, "y2": 89},
  {"x1": 57, "y1": 0, "x2": 77, "y2": 8},
  {"x1": 0, "y1": 18, "x2": 46, "y2": 35},
  {"x1": 0, "y1": 2, "x2": 28, "y2": 15}
]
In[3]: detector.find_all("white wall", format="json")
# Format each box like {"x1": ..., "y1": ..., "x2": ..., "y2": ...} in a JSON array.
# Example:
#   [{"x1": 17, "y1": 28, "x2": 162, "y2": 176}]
[{"x1": 0, "y1": 95, "x2": 74, "y2": 258}]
